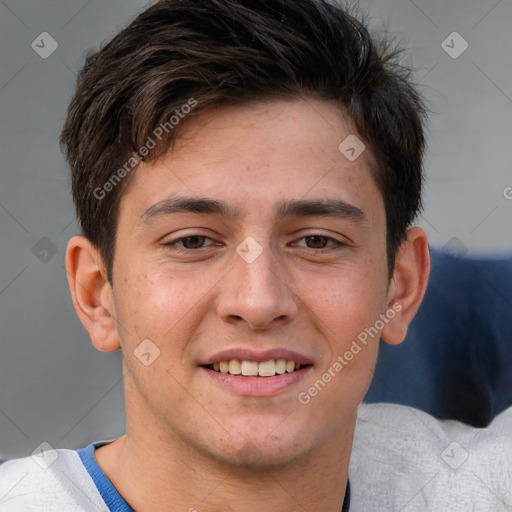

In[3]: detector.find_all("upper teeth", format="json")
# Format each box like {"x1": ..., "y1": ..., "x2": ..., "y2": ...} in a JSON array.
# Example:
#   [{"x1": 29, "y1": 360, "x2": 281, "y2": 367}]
[{"x1": 212, "y1": 359, "x2": 301, "y2": 377}]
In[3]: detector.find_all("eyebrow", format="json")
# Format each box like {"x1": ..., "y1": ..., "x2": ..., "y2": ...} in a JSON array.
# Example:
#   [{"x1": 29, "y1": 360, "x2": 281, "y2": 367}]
[{"x1": 138, "y1": 196, "x2": 366, "y2": 224}]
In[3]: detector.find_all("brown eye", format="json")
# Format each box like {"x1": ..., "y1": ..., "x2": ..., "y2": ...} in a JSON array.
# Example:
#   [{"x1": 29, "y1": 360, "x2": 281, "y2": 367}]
[
  {"x1": 163, "y1": 235, "x2": 218, "y2": 252},
  {"x1": 292, "y1": 235, "x2": 344, "y2": 250},
  {"x1": 179, "y1": 235, "x2": 208, "y2": 249},
  {"x1": 304, "y1": 235, "x2": 330, "y2": 248}
]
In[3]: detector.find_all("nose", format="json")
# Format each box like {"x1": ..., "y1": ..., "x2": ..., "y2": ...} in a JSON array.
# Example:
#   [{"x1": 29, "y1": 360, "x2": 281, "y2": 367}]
[{"x1": 216, "y1": 243, "x2": 299, "y2": 330}]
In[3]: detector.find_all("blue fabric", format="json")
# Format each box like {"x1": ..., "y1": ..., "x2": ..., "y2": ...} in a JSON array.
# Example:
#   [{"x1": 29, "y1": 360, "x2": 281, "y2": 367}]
[
  {"x1": 77, "y1": 443, "x2": 134, "y2": 512},
  {"x1": 365, "y1": 246, "x2": 512, "y2": 427}
]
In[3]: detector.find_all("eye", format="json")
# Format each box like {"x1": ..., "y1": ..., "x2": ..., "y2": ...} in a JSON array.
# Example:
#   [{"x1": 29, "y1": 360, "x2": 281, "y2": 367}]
[
  {"x1": 165, "y1": 235, "x2": 219, "y2": 250},
  {"x1": 293, "y1": 235, "x2": 344, "y2": 249}
]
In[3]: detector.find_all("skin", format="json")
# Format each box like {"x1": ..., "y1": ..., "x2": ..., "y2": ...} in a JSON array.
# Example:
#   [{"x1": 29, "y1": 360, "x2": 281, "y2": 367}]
[{"x1": 66, "y1": 98, "x2": 430, "y2": 512}]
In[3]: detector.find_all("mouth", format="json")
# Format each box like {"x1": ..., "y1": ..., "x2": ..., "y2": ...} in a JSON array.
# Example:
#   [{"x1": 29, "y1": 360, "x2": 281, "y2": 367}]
[{"x1": 202, "y1": 359, "x2": 313, "y2": 377}]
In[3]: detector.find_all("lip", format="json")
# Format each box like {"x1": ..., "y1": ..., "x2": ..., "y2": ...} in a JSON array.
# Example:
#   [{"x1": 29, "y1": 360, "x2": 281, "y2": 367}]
[
  {"x1": 199, "y1": 347, "x2": 314, "y2": 366},
  {"x1": 200, "y1": 364, "x2": 313, "y2": 397}
]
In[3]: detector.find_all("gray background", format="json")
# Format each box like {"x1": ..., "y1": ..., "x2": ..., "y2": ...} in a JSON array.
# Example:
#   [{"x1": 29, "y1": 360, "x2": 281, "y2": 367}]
[{"x1": 0, "y1": 0, "x2": 511, "y2": 457}]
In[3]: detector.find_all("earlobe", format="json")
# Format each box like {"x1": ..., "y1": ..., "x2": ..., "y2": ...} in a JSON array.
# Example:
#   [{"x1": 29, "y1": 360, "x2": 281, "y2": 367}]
[
  {"x1": 381, "y1": 227, "x2": 430, "y2": 346},
  {"x1": 65, "y1": 235, "x2": 121, "y2": 352}
]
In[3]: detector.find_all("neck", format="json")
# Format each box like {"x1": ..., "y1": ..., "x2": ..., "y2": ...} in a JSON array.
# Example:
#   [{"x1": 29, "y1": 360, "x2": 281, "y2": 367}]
[{"x1": 95, "y1": 421, "x2": 353, "y2": 512}]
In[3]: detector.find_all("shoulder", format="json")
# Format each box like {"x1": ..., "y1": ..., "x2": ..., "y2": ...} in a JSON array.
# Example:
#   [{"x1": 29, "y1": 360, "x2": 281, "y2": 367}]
[
  {"x1": 350, "y1": 403, "x2": 512, "y2": 511},
  {"x1": 0, "y1": 448, "x2": 108, "y2": 511}
]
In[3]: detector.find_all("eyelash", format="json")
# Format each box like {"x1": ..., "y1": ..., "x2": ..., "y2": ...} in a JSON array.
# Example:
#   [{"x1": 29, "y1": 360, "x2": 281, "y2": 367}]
[{"x1": 163, "y1": 234, "x2": 345, "y2": 252}]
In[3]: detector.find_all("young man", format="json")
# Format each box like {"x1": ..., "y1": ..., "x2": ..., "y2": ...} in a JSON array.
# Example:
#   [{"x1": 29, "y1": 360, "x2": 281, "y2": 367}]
[{"x1": 1, "y1": 0, "x2": 511, "y2": 510}]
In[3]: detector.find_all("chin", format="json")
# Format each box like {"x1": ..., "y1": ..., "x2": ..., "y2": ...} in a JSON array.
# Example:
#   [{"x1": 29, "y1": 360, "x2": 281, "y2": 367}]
[{"x1": 207, "y1": 431, "x2": 315, "y2": 471}]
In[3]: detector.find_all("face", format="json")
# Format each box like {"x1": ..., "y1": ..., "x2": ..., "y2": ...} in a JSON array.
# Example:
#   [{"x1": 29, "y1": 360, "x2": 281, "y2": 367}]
[{"x1": 110, "y1": 98, "x2": 392, "y2": 468}]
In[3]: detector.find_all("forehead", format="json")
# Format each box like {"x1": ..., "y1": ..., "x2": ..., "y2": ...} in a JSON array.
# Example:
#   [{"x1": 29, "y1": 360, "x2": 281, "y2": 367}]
[{"x1": 119, "y1": 98, "x2": 383, "y2": 224}]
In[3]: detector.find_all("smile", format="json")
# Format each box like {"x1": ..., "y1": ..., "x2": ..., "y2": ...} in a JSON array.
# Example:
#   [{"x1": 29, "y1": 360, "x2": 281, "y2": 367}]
[{"x1": 205, "y1": 359, "x2": 311, "y2": 377}]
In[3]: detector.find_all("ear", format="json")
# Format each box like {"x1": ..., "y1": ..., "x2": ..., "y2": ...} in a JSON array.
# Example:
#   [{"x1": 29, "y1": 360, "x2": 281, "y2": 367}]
[
  {"x1": 65, "y1": 235, "x2": 120, "y2": 352},
  {"x1": 381, "y1": 227, "x2": 430, "y2": 346}
]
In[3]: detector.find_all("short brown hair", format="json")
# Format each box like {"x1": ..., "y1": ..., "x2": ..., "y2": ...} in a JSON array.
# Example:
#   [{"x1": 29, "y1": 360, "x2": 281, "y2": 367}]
[{"x1": 60, "y1": 0, "x2": 427, "y2": 284}]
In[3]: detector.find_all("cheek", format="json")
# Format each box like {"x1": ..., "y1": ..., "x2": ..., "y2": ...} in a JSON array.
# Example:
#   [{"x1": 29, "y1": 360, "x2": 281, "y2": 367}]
[
  {"x1": 113, "y1": 266, "x2": 193, "y2": 345},
  {"x1": 113, "y1": 262, "x2": 221, "y2": 373},
  {"x1": 304, "y1": 263, "x2": 388, "y2": 336},
  {"x1": 296, "y1": 263, "x2": 388, "y2": 404},
  {"x1": 300, "y1": 274, "x2": 384, "y2": 413}
]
